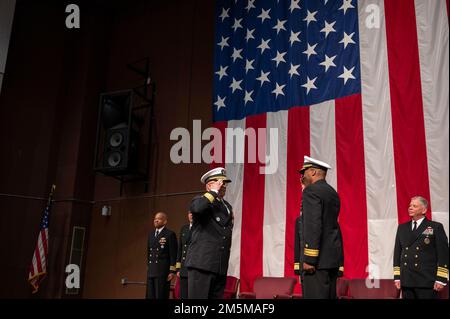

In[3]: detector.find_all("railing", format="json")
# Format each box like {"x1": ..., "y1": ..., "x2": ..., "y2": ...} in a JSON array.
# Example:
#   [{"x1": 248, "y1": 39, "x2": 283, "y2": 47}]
[{"x1": 120, "y1": 278, "x2": 146, "y2": 286}]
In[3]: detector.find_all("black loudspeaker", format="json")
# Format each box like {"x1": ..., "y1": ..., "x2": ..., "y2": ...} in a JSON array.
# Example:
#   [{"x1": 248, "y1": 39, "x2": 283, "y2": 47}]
[
  {"x1": 102, "y1": 125, "x2": 139, "y2": 174},
  {"x1": 94, "y1": 90, "x2": 139, "y2": 176}
]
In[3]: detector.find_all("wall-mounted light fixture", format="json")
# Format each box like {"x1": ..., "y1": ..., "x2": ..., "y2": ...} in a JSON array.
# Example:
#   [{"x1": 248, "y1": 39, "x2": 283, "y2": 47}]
[{"x1": 101, "y1": 205, "x2": 111, "y2": 217}]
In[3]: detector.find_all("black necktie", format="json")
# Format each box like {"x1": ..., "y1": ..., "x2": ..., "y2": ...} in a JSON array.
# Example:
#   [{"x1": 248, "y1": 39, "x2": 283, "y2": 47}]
[
  {"x1": 412, "y1": 221, "x2": 417, "y2": 231},
  {"x1": 155, "y1": 230, "x2": 159, "y2": 237},
  {"x1": 219, "y1": 198, "x2": 230, "y2": 215}
]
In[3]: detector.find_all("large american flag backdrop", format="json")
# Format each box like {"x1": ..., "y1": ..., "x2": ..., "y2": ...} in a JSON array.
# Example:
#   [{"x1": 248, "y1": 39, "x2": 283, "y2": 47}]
[{"x1": 211, "y1": 0, "x2": 449, "y2": 292}]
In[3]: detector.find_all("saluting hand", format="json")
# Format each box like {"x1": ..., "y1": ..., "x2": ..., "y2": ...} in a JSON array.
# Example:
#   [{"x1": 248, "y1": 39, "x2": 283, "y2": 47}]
[{"x1": 208, "y1": 179, "x2": 223, "y2": 192}]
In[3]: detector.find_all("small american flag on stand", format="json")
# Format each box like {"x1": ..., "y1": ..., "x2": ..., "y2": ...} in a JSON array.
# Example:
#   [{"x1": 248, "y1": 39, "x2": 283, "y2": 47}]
[{"x1": 28, "y1": 184, "x2": 56, "y2": 294}]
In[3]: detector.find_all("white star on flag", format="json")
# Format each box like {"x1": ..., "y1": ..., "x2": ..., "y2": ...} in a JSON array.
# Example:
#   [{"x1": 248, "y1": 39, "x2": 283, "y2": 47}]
[
  {"x1": 231, "y1": 48, "x2": 243, "y2": 62},
  {"x1": 289, "y1": 30, "x2": 301, "y2": 46},
  {"x1": 245, "y1": 59, "x2": 255, "y2": 73},
  {"x1": 229, "y1": 78, "x2": 243, "y2": 93},
  {"x1": 273, "y1": 19, "x2": 287, "y2": 34},
  {"x1": 246, "y1": 28, "x2": 255, "y2": 42},
  {"x1": 339, "y1": 0, "x2": 355, "y2": 14},
  {"x1": 257, "y1": 38, "x2": 271, "y2": 54},
  {"x1": 319, "y1": 54, "x2": 337, "y2": 72},
  {"x1": 257, "y1": 8, "x2": 271, "y2": 23},
  {"x1": 304, "y1": 10, "x2": 318, "y2": 26},
  {"x1": 256, "y1": 70, "x2": 270, "y2": 86},
  {"x1": 214, "y1": 95, "x2": 226, "y2": 111},
  {"x1": 219, "y1": 8, "x2": 229, "y2": 22},
  {"x1": 244, "y1": 90, "x2": 254, "y2": 105},
  {"x1": 340, "y1": 32, "x2": 356, "y2": 49},
  {"x1": 215, "y1": 65, "x2": 228, "y2": 80},
  {"x1": 338, "y1": 66, "x2": 356, "y2": 84},
  {"x1": 232, "y1": 18, "x2": 243, "y2": 32},
  {"x1": 290, "y1": 0, "x2": 301, "y2": 12},
  {"x1": 288, "y1": 63, "x2": 300, "y2": 78},
  {"x1": 320, "y1": 20, "x2": 336, "y2": 38},
  {"x1": 272, "y1": 82, "x2": 286, "y2": 98},
  {"x1": 302, "y1": 76, "x2": 318, "y2": 94},
  {"x1": 245, "y1": 0, "x2": 256, "y2": 12},
  {"x1": 217, "y1": 36, "x2": 229, "y2": 50},
  {"x1": 272, "y1": 50, "x2": 287, "y2": 67},
  {"x1": 303, "y1": 43, "x2": 318, "y2": 60}
]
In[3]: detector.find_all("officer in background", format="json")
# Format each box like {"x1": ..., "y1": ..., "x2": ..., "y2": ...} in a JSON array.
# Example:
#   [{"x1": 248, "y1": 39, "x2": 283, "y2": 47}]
[
  {"x1": 296, "y1": 156, "x2": 344, "y2": 299},
  {"x1": 186, "y1": 167, "x2": 233, "y2": 299},
  {"x1": 146, "y1": 211, "x2": 177, "y2": 299},
  {"x1": 294, "y1": 180, "x2": 306, "y2": 277},
  {"x1": 176, "y1": 211, "x2": 193, "y2": 299},
  {"x1": 394, "y1": 196, "x2": 449, "y2": 299}
]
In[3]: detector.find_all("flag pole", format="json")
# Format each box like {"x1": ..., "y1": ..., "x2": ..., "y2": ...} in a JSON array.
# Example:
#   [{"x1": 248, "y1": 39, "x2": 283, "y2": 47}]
[{"x1": 48, "y1": 184, "x2": 56, "y2": 204}]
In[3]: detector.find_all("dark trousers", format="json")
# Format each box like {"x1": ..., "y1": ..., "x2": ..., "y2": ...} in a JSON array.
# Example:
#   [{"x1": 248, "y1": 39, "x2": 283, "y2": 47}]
[
  {"x1": 179, "y1": 276, "x2": 188, "y2": 299},
  {"x1": 187, "y1": 267, "x2": 227, "y2": 299},
  {"x1": 302, "y1": 268, "x2": 338, "y2": 299},
  {"x1": 146, "y1": 276, "x2": 170, "y2": 299},
  {"x1": 402, "y1": 287, "x2": 437, "y2": 299}
]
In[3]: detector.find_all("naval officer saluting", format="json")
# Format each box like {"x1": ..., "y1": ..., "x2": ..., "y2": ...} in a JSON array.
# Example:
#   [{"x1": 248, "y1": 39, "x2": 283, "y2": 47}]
[{"x1": 186, "y1": 167, "x2": 233, "y2": 299}]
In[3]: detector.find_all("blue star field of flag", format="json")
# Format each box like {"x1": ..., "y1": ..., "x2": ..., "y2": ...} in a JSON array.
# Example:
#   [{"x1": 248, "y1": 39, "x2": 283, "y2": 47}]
[
  {"x1": 40, "y1": 206, "x2": 50, "y2": 229},
  {"x1": 213, "y1": 0, "x2": 361, "y2": 122}
]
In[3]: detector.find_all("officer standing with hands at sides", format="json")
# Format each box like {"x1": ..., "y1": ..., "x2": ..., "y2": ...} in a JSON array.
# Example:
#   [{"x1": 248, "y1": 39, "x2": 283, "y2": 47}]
[
  {"x1": 176, "y1": 211, "x2": 193, "y2": 299},
  {"x1": 294, "y1": 180, "x2": 306, "y2": 277},
  {"x1": 296, "y1": 156, "x2": 344, "y2": 299},
  {"x1": 393, "y1": 196, "x2": 448, "y2": 299},
  {"x1": 146, "y1": 211, "x2": 177, "y2": 299},
  {"x1": 186, "y1": 167, "x2": 233, "y2": 299}
]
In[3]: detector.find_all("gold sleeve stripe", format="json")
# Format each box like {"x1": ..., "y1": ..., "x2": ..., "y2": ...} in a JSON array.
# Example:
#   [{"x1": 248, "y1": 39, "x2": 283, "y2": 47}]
[
  {"x1": 176, "y1": 262, "x2": 182, "y2": 269},
  {"x1": 437, "y1": 271, "x2": 448, "y2": 278},
  {"x1": 304, "y1": 248, "x2": 319, "y2": 257},
  {"x1": 294, "y1": 263, "x2": 300, "y2": 270},
  {"x1": 339, "y1": 266, "x2": 344, "y2": 272},
  {"x1": 170, "y1": 266, "x2": 177, "y2": 271},
  {"x1": 394, "y1": 270, "x2": 400, "y2": 275},
  {"x1": 437, "y1": 267, "x2": 448, "y2": 273},
  {"x1": 204, "y1": 192, "x2": 215, "y2": 203}
]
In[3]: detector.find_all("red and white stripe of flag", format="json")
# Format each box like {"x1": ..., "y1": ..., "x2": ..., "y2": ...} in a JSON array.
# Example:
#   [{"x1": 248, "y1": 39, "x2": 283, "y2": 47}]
[{"x1": 28, "y1": 228, "x2": 49, "y2": 293}]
